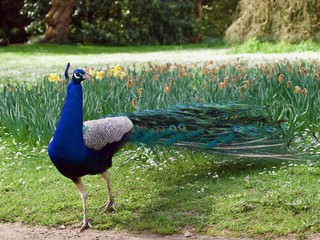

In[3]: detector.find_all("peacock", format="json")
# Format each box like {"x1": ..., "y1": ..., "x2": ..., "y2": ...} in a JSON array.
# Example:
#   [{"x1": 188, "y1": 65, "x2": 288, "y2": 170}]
[{"x1": 48, "y1": 64, "x2": 290, "y2": 232}]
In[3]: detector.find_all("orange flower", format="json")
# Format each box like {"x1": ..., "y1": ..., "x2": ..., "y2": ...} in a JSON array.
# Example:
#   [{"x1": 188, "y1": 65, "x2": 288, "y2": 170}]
[
  {"x1": 131, "y1": 98, "x2": 137, "y2": 108},
  {"x1": 219, "y1": 82, "x2": 225, "y2": 90},
  {"x1": 286, "y1": 81, "x2": 292, "y2": 88},
  {"x1": 232, "y1": 75, "x2": 237, "y2": 83},
  {"x1": 236, "y1": 64, "x2": 243, "y2": 71},
  {"x1": 294, "y1": 86, "x2": 301, "y2": 94},
  {"x1": 211, "y1": 75, "x2": 217, "y2": 81},
  {"x1": 201, "y1": 67, "x2": 208, "y2": 75},
  {"x1": 210, "y1": 68, "x2": 216, "y2": 75},
  {"x1": 278, "y1": 74, "x2": 284, "y2": 83},
  {"x1": 239, "y1": 86, "x2": 245, "y2": 97},
  {"x1": 137, "y1": 88, "x2": 143, "y2": 97},
  {"x1": 126, "y1": 79, "x2": 135, "y2": 88},
  {"x1": 301, "y1": 88, "x2": 307, "y2": 96},
  {"x1": 223, "y1": 77, "x2": 229, "y2": 86},
  {"x1": 153, "y1": 75, "x2": 159, "y2": 81},
  {"x1": 164, "y1": 84, "x2": 171, "y2": 94}
]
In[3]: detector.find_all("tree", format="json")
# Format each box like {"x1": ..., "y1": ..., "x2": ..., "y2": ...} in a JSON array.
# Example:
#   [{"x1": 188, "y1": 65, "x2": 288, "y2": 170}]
[{"x1": 45, "y1": 0, "x2": 76, "y2": 43}]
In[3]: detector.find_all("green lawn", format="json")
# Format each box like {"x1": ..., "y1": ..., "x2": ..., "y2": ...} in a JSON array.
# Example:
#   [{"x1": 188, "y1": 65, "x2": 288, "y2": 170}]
[
  {"x1": 1, "y1": 130, "x2": 320, "y2": 238},
  {"x1": 0, "y1": 42, "x2": 320, "y2": 239},
  {"x1": 0, "y1": 43, "x2": 222, "y2": 83},
  {"x1": 1, "y1": 40, "x2": 319, "y2": 83}
]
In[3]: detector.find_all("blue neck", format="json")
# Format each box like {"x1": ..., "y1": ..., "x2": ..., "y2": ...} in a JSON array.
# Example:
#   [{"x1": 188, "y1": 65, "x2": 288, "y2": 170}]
[{"x1": 50, "y1": 80, "x2": 88, "y2": 160}]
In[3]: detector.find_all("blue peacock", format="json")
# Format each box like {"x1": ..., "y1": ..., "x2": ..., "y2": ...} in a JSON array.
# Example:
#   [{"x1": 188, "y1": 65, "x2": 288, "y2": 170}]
[{"x1": 48, "y1": 64, "x2": 290, "y2": 232}]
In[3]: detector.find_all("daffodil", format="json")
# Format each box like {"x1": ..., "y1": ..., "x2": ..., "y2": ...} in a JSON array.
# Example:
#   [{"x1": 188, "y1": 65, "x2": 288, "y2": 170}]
[
  {"x1": 108, "y1": 64, "x2": 126, "y2": 79},
  {"x1": 107, "y1": 68, "x2": 115, "y2": 77},
  {"x1": 96, "y1": 70, "x2": 105, "y2": 80},
  {"x1": 89, "y1": 68, "x2": 95, "y2": 77},
  {"x1": 114, "y1": 64, "x2": 122, "y2": 72},
  {"x1": 113, "y1": 71, "x2": 120, "y2": 78},
  {"x1": 119, "y1": 71, "x2": 126, "y2": 80},
  {"x1": 48, "y1": 73, "x2": 61, "y2": 82}
]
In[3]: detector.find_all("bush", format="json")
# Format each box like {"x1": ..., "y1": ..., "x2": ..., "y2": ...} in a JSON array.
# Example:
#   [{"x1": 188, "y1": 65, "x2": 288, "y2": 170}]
[{"x1": 0, "y1": 0, "x2": 30, "y2": 43}]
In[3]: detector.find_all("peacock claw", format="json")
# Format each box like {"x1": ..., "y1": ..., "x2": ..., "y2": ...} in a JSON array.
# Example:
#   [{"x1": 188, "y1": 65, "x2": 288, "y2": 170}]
[
  {"x1": 77, "y1": 219, "x2": 93, "y2": 232},
  {"x1": 101, "y1": 200, "x2": 116, "y2": 213}
]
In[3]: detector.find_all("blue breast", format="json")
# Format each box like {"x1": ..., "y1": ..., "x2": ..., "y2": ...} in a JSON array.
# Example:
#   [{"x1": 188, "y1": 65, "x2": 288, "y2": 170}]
[{"x1": 48, "y1": 80, "x2": 104, "y2": 179}]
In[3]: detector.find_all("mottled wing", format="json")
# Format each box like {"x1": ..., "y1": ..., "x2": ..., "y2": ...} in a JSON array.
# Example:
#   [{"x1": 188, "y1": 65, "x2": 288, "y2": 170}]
[{"x1": 83, "y1": 117, "x2": 133, "y2": 151}]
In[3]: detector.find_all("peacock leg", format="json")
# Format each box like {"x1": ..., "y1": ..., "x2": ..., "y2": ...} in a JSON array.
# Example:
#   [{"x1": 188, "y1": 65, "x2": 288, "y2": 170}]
[
  {"x1": 101, "y1": 170, "x2": 116, "y2": 213},
  {"x1": 73, "y1": 177, "x2": 92, "y2": 232}
]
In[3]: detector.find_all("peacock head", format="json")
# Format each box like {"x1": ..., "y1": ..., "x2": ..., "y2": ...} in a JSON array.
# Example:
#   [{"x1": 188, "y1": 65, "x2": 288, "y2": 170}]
[{"x1": 72, "y1": 69, "x2": 88, "y2": 84}]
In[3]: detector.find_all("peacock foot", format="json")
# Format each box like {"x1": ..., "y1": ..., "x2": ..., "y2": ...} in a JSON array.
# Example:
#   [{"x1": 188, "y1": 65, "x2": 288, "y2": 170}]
[
  {"x1": 77, "y1": 219, "x2": 93, "y2": 232},
  {"x1": 101, "y1": 198, "x2": 116, "y2": 213}
]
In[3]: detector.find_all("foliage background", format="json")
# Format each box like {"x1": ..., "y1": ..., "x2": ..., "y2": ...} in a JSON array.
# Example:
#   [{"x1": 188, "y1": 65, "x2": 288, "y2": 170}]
[{"x1": 2, "y1": 0, "x2": 239, "y2": 45}]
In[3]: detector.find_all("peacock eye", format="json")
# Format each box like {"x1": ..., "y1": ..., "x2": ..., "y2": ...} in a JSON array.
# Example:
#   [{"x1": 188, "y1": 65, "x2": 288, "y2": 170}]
[
  {"x1": 169, "y1": 125, "x2": 177, "y2": 131},
  {"x1": 178, "y1": 124, "x2": 186, "y2": 131}
]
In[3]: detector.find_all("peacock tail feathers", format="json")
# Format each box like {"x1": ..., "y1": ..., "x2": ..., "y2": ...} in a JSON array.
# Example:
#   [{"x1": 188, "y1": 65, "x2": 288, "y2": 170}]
[{"x1": 107, "y1": 102, "x2": 291, "y2": 158}]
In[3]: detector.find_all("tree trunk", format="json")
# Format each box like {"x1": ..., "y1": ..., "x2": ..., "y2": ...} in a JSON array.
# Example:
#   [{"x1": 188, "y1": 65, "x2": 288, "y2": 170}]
[
  {"x1": 196, "y1": 0, "x2": 202, "y2": 19},
  {"x1": 45, "y1": 0, "x2": 76, "y2": 43},
  {"x1": 193, "y1": 0, "x2": 202, "y2": 42}
]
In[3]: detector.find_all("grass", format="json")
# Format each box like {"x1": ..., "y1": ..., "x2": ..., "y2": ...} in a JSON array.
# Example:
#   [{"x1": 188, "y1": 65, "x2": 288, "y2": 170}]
[
  {"x1": 0, "y1": 43, "x2": 217, "y2": 83},
  {"x1": 1, "y1": 129, "x2": 320, "y2": 238},
  {"x1": 0, "y1": 42, "x2": 226, "y2": 54},
  {"x1": 1, "y1": 39, "x2": 320, "y2": 83},
  {"x1": 0, "y1": 42, "x2": 320, "y2": 238}
]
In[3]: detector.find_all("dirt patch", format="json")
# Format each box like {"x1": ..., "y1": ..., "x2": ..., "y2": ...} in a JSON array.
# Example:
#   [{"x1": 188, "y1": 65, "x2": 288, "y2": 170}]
[
  {"x1": 0, "y1": 222, "x2": 254, "y2": 240},
  {"x1": 2, "y1": 222, "x2": 320, "y2": 240}
]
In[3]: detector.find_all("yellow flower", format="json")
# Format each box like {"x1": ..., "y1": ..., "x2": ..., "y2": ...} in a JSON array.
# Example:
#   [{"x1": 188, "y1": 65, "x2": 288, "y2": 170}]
[
  {"x1": 107, "y1": 68, "x2": 115, "y2": 77},
  {"x1": 115, "y1": 64, "x2": 122, "y2": 72},
  {"x1": 119, "y1": 71, "x2": 126, "y2": 80},
  {"x1": 96, "y1": 70, "x2": 104, "y2": 80},
  {"x1": 89, "y1": 68, "x2": 95, "y2": 77},
  {"x1": 48, "y1": 73, "x2": 61, "y2": 82},
  {"x1": 107, "y1": 64, "x2": 126, "y2": 79},
  {"x1": 113, "y1": 71, "x2": 120, "y2": 78}
]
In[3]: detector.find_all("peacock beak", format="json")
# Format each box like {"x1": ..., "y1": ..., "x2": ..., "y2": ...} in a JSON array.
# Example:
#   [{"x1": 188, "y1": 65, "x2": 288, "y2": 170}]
[
  {"x1": 83, "y1": 73, "x2": 89, "y2": 80},
  {"x1": 85, "y1": 73, "x2": 95, "y2": 84}
]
